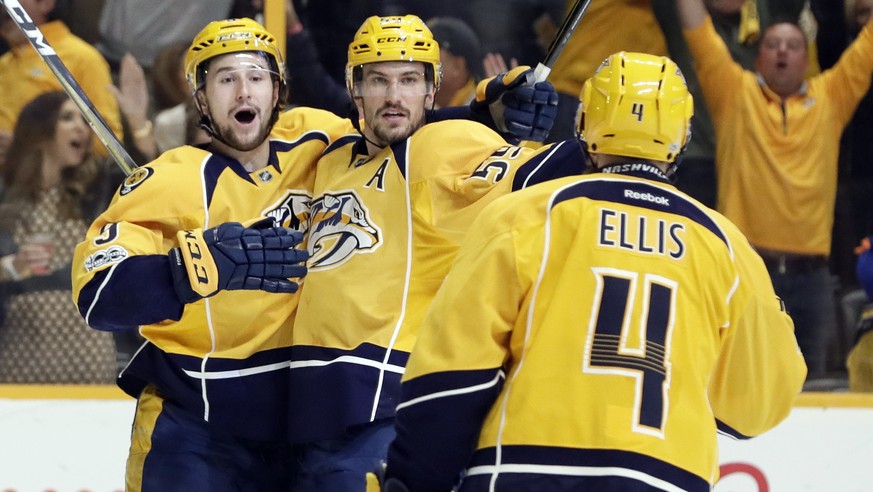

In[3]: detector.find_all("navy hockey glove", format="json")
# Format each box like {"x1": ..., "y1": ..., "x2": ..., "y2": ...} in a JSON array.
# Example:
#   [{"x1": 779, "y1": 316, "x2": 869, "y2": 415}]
[
  {"x1": 169, "y1": 218, "x2": 308, "y2": 303},
  {"x1": 471, "y1": 65, "x2": 559, "y2": 142}
]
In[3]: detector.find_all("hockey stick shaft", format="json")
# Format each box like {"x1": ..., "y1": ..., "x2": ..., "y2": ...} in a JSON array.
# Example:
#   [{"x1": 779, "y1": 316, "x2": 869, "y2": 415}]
[
  {"x1": 2, "y1": 0, "x2": 137, "y2": 176},
  {"x1": 533, "y1": 0, "x2": 594, "y2": 82}
]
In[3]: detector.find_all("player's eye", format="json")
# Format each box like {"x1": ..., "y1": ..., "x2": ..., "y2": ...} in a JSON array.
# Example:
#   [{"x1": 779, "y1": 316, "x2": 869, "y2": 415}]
[{"x1": 366, "y1": 76, "x2": 388, "y2": 89}]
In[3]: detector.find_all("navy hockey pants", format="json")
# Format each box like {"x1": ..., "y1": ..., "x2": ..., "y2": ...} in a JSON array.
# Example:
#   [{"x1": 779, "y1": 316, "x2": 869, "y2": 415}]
[{"x1": 126, "y1": 385, "x2": 295, "y2": 492}]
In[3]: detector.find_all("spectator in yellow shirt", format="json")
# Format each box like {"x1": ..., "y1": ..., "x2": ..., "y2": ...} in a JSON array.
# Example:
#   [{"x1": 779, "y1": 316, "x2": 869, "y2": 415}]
[
  {"x1": 0, "y1": 0, "x2": 122, "y2": 167},
  {"x1": 678, "y1": 0, "x2": 873, "y2": 380}
]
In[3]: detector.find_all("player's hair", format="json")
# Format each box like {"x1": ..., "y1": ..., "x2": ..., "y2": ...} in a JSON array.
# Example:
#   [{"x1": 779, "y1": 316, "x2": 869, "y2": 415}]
[
  {"x1": 345, "y1": 15, "x2": 442, "y2": 96},
  {"x1": 578, "y1": 51, "x2": 693, "y2": 164}
]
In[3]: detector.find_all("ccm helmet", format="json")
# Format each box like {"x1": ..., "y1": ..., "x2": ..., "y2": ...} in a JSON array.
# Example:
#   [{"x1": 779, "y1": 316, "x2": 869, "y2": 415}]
[
  {"x1": 346, "y1": 15, "x2": 442, "y2": 95},
  {"x1": 185, "y1": 17, "x2": 287, "y2": 94},
  {"x1": 578, "y1": 51, "x2": 693, "y2": 163}
]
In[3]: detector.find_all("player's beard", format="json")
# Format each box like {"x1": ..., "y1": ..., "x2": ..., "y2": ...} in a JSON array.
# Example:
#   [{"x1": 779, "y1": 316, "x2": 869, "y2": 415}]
[
  {"x1": 210, "y1": 111, "x2": 274, "y2": 152},
  {"x1": 369, "y1": 103, "x2": 426, "y2": 147}
]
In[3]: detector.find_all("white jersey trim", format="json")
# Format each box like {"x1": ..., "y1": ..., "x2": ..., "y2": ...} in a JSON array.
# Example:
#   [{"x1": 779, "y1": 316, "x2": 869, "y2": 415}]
[
  {"x1": 396, "y1": 370, "x2": 506, "y2": 412},
  {"x1": 465, "y1": 463, "x2": 688, "y2": 492}
]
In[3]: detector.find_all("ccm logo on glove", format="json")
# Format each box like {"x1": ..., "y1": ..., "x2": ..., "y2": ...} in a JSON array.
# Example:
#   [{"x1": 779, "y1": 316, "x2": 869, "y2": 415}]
[{"x1": 168, "y1": 219, "x2": 309, "y2": 304}]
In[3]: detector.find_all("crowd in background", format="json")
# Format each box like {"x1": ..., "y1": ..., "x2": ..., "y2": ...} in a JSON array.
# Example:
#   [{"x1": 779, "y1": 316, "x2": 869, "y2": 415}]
[{"x1": 0, "y1": 0, "x2": 871, "y2": 389}]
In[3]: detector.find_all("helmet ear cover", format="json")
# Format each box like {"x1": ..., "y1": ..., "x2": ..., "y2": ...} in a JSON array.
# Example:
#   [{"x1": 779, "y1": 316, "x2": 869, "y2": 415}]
[
  {"x1": 578, "y1": 51, "x2": 694, "y2": 164},
  {"x1": 345, "y1": 15, "x2": 442, "y2": 95}
]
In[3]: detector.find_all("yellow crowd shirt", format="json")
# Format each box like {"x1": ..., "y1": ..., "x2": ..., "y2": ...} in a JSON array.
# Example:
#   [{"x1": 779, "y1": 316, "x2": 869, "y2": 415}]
[
  {"x1": 288, "y1": 120, "x2": 586, "y2": 442},
  {"x1": 685, "y1": 18, "x2": 873, "y2": 255},
  {"x1": 388, "y1": 165, "x2": 807, "y2": 491},
  {"x1": 70, "y1": 108, "x2": 353, "y2": 441},
  {"x1": 549, "y1": 0, "x2": 668, "y2": 97},
  {"x1": 0, "y1": 21, "x2": 122, "y2": 155}
]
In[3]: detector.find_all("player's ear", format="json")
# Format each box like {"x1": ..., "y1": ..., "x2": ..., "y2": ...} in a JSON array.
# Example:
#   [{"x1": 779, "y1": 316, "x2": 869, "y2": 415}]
[
  {"x1": 195, "y1": 90, "x2": 208, "y2": 113},
  {"x1": 272, "y1": 80, "x2": 280, "y2": 107}
]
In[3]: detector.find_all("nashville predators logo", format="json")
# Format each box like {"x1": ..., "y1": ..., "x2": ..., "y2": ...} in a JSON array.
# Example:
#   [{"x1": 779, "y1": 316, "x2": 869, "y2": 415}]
[
  {"x1": 119, "y1": 167, "x2": 154, "y2": 196},
  {"x1": 308, "y1": 191, "x2": 381, "y2": 270},
  {"x1": 262, "y1": 190, "x2": 311, "y2": 233}
]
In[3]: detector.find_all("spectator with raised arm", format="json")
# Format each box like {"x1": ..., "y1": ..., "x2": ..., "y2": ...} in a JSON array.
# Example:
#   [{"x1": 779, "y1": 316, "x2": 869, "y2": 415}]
[{"x1": 677, "y1": 0, "x2": 873, "y2": 381}]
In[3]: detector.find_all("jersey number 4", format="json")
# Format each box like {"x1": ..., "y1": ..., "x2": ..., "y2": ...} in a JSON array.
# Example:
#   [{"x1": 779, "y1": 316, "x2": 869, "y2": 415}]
[{"x1": 583, "y1": 267, "x2": 676, "y2": 438}]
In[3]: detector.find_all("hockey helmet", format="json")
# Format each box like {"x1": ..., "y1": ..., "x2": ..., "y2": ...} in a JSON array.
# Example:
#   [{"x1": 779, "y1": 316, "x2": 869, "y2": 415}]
[
  {"x1": 578, "y1": 51, "x2": 693, "y2": 163},
  {"x1": 346, "y1": 15, "x2": 442, "y2": 95},
  {"x1": 185, "y1": 17, "x2": 287, "y2": 94}
]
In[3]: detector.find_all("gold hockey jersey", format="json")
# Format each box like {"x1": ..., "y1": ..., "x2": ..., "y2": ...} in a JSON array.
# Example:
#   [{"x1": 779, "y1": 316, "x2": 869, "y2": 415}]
[
  {"x1": 387, "y1": 164, "x2": 807, "y2": 491},
  {"x1": 288, "y1": 120, "x2": 586, "y2": 441},
  {"x1": 71, "y1": 107, "x2": 353, "y2": 441}
]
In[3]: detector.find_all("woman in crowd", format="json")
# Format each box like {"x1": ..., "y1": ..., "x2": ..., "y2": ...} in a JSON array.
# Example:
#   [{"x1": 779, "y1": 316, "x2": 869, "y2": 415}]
[{"x1": 0, "y1": 91, "x2": 118, "y2": 384}]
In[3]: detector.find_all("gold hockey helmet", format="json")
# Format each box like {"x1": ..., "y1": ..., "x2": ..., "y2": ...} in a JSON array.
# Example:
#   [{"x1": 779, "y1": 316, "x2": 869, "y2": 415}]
[
  {"x1": 345, "y1": 15, "x2": 442, "y2": 95},
  {"x1": 184, "y1": 17, "x2": 286, "y2": 93},
  {"x1": 578, "y1": 51, "x2": 694, "y2": 163}
]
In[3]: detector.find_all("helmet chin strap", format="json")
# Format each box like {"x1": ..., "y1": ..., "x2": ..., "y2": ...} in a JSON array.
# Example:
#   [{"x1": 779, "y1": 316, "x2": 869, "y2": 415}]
[
  {"x1": 348, "y1": 103, "x2": 384, "y2": 153},
  {"x1": 192, "y1": 93, "x2": 224, "y2": 144}
]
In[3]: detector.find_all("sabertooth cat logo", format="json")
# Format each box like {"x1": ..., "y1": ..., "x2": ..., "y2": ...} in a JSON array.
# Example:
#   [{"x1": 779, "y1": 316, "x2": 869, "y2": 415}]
[
  {"x1": 308, "y1": 191, "x2": 381, "y2": 270},
  {"x1": 262, "y1": 190, "x2": 311, "y2": 233}
]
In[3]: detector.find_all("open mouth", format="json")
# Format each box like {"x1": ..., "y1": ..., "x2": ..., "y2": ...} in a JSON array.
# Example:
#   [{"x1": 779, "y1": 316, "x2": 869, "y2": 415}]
[
  {"x1": 235, "y1": 109, "x2": 257, "y2": 124},
  {"x1": 70, "y1": 140, "x2": 84, "y2": 150}
]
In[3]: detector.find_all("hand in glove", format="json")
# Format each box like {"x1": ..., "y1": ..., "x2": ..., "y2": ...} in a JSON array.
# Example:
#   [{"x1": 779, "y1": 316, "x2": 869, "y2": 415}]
[
  {"x1": 169, "y1": 218, "x2": 308, "y2": 303},
  {"x1": 471, "y1": 65, "x2": 559, "y2": 142}
]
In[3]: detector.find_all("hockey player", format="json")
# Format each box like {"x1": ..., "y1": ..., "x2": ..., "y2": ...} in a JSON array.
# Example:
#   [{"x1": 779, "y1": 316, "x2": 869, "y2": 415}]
[
  {"x1": 70, "y1": 18, "x2": 339, "y2": 491},
  {"x1": 70, "y1": 16, "x2": 560, "y2": 492},
  {"x1": 380, "y1": 52, "x2": 808, "y2": 491},
  {"x1": 287, "y1": 15, "x2": 584, "y2": 490}
]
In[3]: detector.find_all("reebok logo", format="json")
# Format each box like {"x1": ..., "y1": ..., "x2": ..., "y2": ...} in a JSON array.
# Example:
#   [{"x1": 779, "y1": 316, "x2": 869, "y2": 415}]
[{"x1": 624, "y1": 189, "x2": 669, "y2": 206}]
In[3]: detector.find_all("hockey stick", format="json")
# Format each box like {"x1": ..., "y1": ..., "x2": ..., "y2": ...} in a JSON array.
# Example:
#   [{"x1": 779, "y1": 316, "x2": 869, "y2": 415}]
[
  {"x1": 1, "y1": 0, "x2": 137, "y2": 176},
  {"x1": 533, "y1": 0, "x2": 593, "y2": 82}
]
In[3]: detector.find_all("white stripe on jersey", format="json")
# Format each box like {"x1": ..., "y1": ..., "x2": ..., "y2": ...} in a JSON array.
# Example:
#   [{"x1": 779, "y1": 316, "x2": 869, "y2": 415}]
[{"x1": 465, "y1": 463, "x2": 688, "y2": 492}]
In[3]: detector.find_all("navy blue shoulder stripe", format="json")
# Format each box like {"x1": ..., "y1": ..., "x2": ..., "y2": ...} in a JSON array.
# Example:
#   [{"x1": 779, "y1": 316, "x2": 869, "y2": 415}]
[
  {"x1": 511, "y1": 140, "x2": 587, "y2": 191},
  {"x1": 554, "y1": 178, "x2": 730, "y2": 247},
  {"x1": 322, "y1": 133, "x2": 361, "y2": 156},
  {"x1": 270, "y1": 132, "x2": 330, "y2": 169},
  {"x1": 204, "y1": 152, "x2": 250, "y2": 206},
  {"x1": 391, "y1": 138, "x2": 410, "y2": 179},
  {"x1": 273, "y1": 130, "x2": 331, "y2": 152}
]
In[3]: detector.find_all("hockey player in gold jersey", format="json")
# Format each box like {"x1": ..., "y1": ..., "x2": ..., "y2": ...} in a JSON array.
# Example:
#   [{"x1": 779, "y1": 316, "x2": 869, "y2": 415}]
[
  {"x1": 70, "y1": 18, "x2": 350, "y2": 491},
  {"x1": 288, "y1": 14, "x2": 582, "y2": 490},
  {"x1": 382, "y1": 52, "x2": 808, "y2": 491}
]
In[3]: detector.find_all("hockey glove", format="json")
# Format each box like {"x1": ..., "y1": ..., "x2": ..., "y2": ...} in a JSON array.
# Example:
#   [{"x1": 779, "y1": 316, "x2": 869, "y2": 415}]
[
  {"x1": 168, "y1": 218, "x2": 308, "y2": 303},
  {"x1": 471, "y1": 65, "x2": 559, "y2": 142}
]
